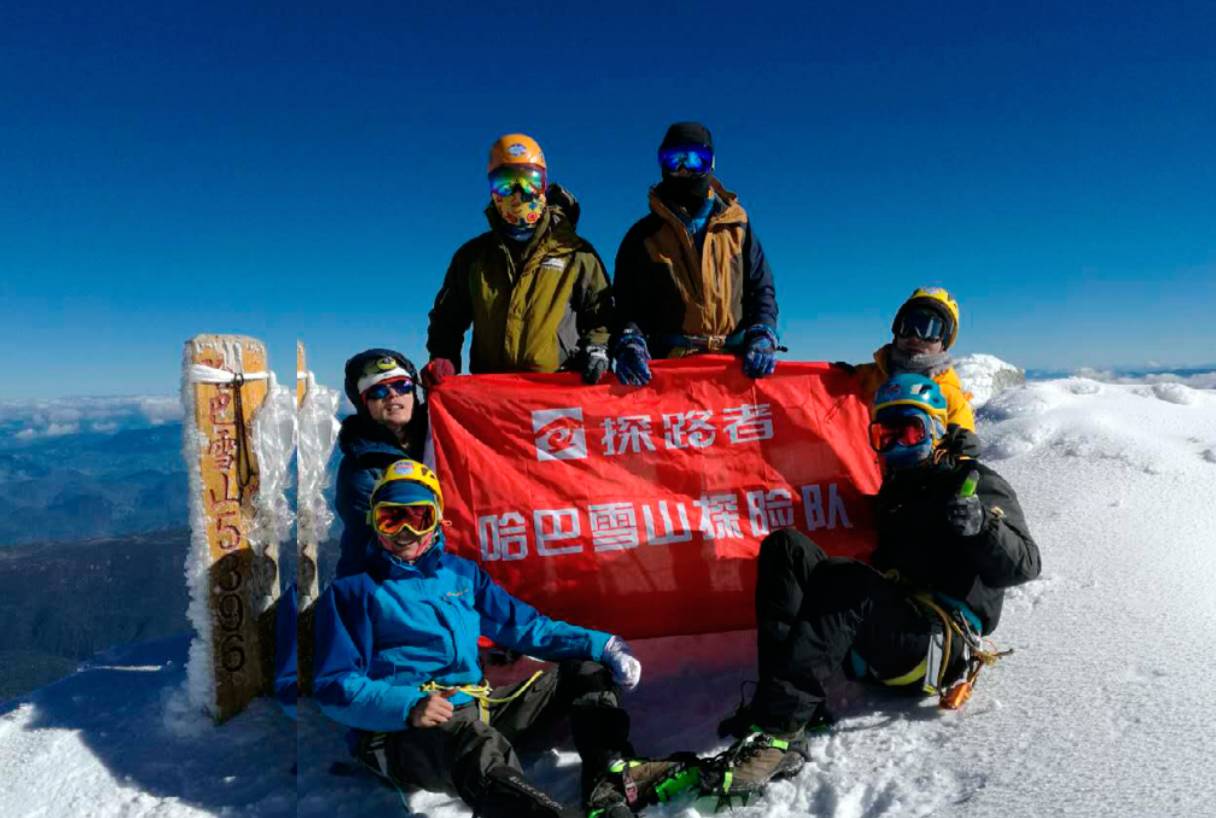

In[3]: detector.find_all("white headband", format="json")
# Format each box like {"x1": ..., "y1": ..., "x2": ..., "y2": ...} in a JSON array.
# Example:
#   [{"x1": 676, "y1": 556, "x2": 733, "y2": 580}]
[{"x1": 357, "y1": 367, "x2": 413, "y2": 396}]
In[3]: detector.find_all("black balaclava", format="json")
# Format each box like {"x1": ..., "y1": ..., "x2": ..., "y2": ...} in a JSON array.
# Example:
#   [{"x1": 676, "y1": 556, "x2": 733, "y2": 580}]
[{"x1": 656, "y1": 121, "x2": 714, "y2": 214}]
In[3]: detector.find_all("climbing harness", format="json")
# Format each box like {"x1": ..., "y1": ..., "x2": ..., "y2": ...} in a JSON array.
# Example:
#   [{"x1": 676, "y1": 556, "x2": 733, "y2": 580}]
[
  {"x1": 912, "y1": 593, "x2": 1013, "y2": 710},
  {"x1": 419, "y1": 670, "x2": 546, "y2": 724}
]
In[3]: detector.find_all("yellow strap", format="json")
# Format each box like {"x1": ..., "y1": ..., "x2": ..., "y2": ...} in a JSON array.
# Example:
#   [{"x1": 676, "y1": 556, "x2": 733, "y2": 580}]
[
  {"x1": 419, "y1": 670, "x2": 546, "y2": 724},
  {"x1": 879, "y1": 657, "x2": 930, "y2": 688}
]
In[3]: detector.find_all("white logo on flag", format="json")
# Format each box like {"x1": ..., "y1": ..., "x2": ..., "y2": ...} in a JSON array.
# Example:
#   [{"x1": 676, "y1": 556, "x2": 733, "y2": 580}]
[{"x1": 532, "y1": 407, "x2": 587, "y2": 461}]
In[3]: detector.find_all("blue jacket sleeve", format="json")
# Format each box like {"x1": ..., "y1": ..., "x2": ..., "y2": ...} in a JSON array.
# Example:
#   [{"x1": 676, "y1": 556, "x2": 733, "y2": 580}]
[
  {"x1": 312, "y1": 578, "x2": 423, "y2": 732},
  {"x1": 471, "y1": 563, "x2": 612, "y2": 662},
  {"x1": 742, "y1": 222, "x2": 778, "y2": 330}
]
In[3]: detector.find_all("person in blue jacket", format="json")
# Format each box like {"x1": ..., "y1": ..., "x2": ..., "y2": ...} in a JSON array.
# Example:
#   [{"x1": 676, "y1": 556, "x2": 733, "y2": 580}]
[
  {"x1": 334, "y1": 349, "x2": 429, "y2": 578},
  {"x1": 313, "y1": 459, "x2": 685, "y2": 818}
]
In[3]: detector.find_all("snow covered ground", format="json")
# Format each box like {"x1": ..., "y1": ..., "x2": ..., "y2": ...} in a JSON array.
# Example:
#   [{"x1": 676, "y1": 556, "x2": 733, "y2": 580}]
[{"x1": 3, "y1": 358, "x2": 1216, "y2": 817}]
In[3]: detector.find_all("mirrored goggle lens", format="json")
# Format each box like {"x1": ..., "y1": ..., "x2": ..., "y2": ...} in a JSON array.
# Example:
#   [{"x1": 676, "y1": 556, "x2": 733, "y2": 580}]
[
  {"x1": 896, "y1": 310, "x2": 945, "y2": 341},
  {"x1": 363, "y1": 378, "x2": 414, "y2": 401},
  {"x1": 870, "y1": 418, "x2": 928, "y2": 451},
  {"x1": 659, "y1": 146, "x2": 712, "y2": 173},
  {"x1": 373, "y1": 502, "x2": 438, "y2": 536},
  {"x1": 489, "y1": 166, "x2": 547, "y2": 197}
]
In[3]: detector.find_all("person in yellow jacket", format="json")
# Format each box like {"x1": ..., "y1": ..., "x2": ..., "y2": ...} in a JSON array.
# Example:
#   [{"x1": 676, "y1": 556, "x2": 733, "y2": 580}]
[
  {"x1": 423, "y1": 134, "x2": 613, "y2": 388},
  {"x1": 846, "y1": 287, "x2": 976, "y2": 432}
]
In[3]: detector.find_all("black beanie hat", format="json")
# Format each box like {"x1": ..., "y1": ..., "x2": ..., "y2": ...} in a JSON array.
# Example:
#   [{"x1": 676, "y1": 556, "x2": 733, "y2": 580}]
[
  {"x1": 659, "y1": 121, "x2": 713, "y2": 152},
  {"x1": 343, "y1": 348, "x2": 419, "y2": 412}
]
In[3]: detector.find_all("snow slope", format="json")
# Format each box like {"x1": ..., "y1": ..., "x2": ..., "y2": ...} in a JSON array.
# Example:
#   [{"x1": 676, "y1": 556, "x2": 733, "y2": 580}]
[{"x1": 4, "y1": 360, "x2": 1216, "y2": 817}]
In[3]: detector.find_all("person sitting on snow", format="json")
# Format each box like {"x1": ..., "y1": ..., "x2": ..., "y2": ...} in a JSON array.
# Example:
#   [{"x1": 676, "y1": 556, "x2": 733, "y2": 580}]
[
  {"x1": 842, "y1": 286, "x2": 977, "y2": 432},
  {"x1": 422, "y1": 133, "x2": 614, "y2": 389},
  {"x1": 612, "y1": 121, "x2": 779, "y2": 385},
  {"x1": 312, "y1": 459, "x2": 686, "y2": 818},
  {"x1": 702, "y1": 374, "x2": 1040, "y2": 804},
  {"x1": 334, "y1": 349, "x2": 429, "y2": 578}
]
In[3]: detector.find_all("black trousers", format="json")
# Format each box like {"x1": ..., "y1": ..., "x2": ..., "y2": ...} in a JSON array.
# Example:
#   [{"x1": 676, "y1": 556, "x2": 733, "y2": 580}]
[
  {"x1": 752, "y1": 528, "x2": 958, "y2": 733},
  {"x1": 366, "y1": 660, "x2": 631, "y2": 813}
]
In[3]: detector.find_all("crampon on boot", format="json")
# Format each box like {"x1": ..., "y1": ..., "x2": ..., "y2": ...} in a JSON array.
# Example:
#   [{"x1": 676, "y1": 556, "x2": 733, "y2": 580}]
[
  {"x1": 586, "y1": 754, "x2": 702, "y2": 816},
  {"x1": 698, "y1": 728, "x2": 811, "y2": 810}
]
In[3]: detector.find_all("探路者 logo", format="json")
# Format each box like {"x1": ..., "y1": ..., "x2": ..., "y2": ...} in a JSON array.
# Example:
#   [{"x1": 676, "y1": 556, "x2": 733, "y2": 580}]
[{"x1": 532, "y1": 407, "x2": 587, "y2": 461}]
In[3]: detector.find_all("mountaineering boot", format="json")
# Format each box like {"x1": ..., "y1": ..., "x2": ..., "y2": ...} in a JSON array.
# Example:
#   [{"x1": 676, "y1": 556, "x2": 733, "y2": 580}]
[
  {"x1": 473, "y1": 766, "x2": 575, "y2": 818},
  {"x1": 718, "y1": 697, "x2": 835, "y2": 740},
  {"x1": 700, "y1": 727, "x2": 808, "y2": 804},
  {"x1": 587, "y1": 755, "x2": 702, "y2": 812}
]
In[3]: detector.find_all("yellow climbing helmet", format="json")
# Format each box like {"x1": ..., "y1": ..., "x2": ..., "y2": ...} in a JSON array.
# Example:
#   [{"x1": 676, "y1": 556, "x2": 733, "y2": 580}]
[
  {"x1": 368, "y1": 459, "x2": 444, "y2": 536},
  {"x1": 893, "y1": 287, "x2": 961, "y2": 350}
]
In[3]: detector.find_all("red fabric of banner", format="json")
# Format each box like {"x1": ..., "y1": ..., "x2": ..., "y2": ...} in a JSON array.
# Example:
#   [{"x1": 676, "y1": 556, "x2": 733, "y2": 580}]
[{"x1": 428, "y1": 356, "x2": 881, "y2": 640}]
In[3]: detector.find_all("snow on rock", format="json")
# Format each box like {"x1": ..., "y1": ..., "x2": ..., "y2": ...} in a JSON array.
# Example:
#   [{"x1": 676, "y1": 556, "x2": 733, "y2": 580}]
[
  {"x1": 952, "y1": 354, "x2": 1025, "y2": 408},
  {"x1": 5, "y1": 370, "x2": 1216, "y2": 818}
]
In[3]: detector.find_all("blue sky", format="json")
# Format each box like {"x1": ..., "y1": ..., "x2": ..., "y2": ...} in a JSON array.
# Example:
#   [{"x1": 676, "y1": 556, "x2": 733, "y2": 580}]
[{"x1": 2, "y1": 2, "x2": 1213, "y2": 399}]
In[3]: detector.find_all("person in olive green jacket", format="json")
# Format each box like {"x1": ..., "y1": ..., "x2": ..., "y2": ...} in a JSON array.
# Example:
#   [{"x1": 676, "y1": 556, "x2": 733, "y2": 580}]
[{"x1": 423, "y1": 133, "x2": 613, "y2": 388}]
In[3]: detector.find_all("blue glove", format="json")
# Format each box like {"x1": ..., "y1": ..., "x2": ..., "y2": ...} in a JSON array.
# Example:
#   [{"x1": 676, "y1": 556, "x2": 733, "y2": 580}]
[
  {"x1": 613, "y1": 332, "x2": 652, "y2": 386},
  {"x1": 742, "y1": 325, "x2": 778, "y2": 378}
]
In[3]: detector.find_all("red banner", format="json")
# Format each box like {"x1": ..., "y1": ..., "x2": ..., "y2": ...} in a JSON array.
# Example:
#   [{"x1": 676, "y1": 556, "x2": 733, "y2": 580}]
[{"x1": 428, "y1": 356, "x2": 881, "y2": 640}]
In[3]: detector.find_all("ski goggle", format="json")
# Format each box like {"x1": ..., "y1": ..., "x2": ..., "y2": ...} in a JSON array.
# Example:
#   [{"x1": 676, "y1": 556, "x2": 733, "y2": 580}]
[
  {"x1": 362, "y1": 377, "x2": 413, "y2": 402},
  {"x1": 658, "y1": 145, "x2": 713, "y2": 174},
  {"x1": 895, "y1": 308, "x2": 946, "y2": 342},
  {"x1": 869, "y1": 416, "x2": 930, "y2": 452},
  {"x1": 372, "y1": 501, "x2": 439, "y2": 537},
  {"x1": 489, "y1": 165, "x2": 547, "y2": 198}
]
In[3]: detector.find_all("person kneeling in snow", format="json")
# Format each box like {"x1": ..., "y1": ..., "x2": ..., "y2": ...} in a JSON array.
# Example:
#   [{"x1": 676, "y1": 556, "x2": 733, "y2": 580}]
[
  {"x1": 704, "y1": 374, "x2": 1041, "y2": 803},
  {"x1": 313, "y1": 459, "x2": 683, "y2": 818},
  {"x1": 841, "y1": 286, "x2": 977, "y2": 433}
]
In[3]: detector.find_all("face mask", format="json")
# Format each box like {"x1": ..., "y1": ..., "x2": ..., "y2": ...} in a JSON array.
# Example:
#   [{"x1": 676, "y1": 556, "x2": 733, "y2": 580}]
[
  {"x1": 492, "y1": 188, "x2": 546, "y2": 232},
  {"x1": 657, "y1": 174, "x2": 711, "y2": 213}
]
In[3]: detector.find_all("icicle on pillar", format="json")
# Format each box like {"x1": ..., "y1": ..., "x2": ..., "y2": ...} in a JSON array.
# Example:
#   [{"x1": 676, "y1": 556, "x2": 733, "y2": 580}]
[
  {"x1": 184, "y1": 334, "x2": 274, "y2": 722},
  {"x1": 295, "y1": 341, "x2": 318, "y2": 695},
  {"x1": 295, "y1": 341, "x2": 320, "y2": 610}
]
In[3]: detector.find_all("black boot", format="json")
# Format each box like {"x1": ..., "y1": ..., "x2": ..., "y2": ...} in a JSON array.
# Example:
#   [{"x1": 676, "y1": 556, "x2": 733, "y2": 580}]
[{"x1": 473, "y1": 766, "x2": 575, "y2": 818}]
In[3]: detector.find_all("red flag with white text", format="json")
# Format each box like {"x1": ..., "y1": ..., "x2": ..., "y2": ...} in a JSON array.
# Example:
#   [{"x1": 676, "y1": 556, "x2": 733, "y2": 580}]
[{"x1": 428, "y1": 356, "x2": 881, "y2": 640}]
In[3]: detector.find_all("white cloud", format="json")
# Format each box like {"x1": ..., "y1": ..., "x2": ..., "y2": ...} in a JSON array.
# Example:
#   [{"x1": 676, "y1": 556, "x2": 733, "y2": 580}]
[{"x1": 0, "y1": 395, "x2": 183, "y2": 444}]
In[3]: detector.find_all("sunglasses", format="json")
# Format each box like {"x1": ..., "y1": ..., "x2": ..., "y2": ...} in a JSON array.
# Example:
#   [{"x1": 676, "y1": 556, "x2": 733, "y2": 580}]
[
  {"x1": 373, "y1": 502, "x2": 439, "y2": 537},
  {"x1": 659, "y1": 145, "x2": 713, "y2": 174},
  {"x1": 362, "y1": 378, "x2": 413, "y2": 402},
  {"x1": 869, "y1": 416, "x2": 930, "y2": 452},
  {"x1": 895, "y1": 309, "x2": 946, "y2": 342},
  {"x1": 489, "y1": 166, "x2": 547, "y2": 198}
]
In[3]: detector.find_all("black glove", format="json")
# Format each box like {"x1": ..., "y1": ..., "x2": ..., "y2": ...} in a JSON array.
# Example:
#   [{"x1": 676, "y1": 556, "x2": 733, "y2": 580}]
[
  {"x1": 580, "y1": 345, "x2": 610, "y2": 385},
  {"x1": 946, "y1": 494, "x2": 985, "y2": 537},
  {"x1": 830, "y1": 361, "x2": 857, "y2": 375},
  {"x1": 939, "y1": 425, "x2": 982, "y2": 458}
]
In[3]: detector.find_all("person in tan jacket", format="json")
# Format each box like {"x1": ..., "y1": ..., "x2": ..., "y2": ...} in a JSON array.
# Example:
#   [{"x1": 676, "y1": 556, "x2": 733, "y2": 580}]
[
  {"x1": 612, "y1": 122, "x2": 779, "y2": 385},
  {"x1": 848, "y1": 287, "x2": 976, "y2": 432}
]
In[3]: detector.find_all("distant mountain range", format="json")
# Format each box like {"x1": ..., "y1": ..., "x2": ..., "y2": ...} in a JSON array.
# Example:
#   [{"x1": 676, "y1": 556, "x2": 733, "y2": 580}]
[
  {"x1": 0, "y1": 423, "x2": 187, "y2": 546},
  {"x1": 0, "y1": 528, "x2": 191, "y2": 700}
]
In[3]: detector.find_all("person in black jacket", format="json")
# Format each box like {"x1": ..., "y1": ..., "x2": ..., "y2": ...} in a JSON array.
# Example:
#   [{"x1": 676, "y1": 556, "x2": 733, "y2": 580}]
[
  {"x1": 612, "y1": 122, "x2": 778, "y2": 385},
  {"x1": 334, "y1": 348, "x2": 428, "y2": 578},
  {"x1": 705, "y1": 373, "x2": 1041, "y2": 801}
]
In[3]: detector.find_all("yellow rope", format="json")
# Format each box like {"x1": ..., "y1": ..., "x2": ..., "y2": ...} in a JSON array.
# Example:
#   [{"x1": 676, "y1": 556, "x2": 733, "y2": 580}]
[{"x1": 420, "y1": 670, "x2": 546, "y2": 724}]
